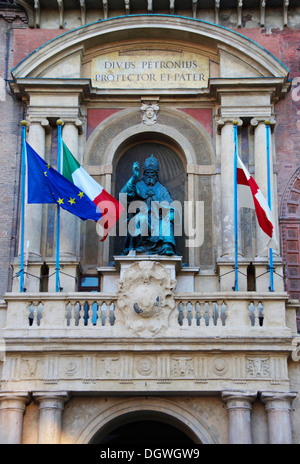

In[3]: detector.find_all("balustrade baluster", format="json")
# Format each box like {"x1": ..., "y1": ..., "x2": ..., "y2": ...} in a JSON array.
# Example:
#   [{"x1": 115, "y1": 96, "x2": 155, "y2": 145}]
[
  {"x1": 221, "y1": 301, "x2": 227, "y2": 326},
  {"x1": 178, "y1": 302, "x2": 184, "y2": 326},
  {"x1": 65, "y1": 302, "x2": 72, "y2": 326},
  {"x1": 249, "y1": 301, "x2": 255, "y2": 326},
  {"x1": 85, "y1": 302, "x2": 92, "y2": 326},
  {"x1": 199, "y1": 303, "x2": 205, "y2": 327},
  {"x1": 72, "y1": 301, "x2": 79, "y2": 327},
  {"x1": 182, "y1": 302, "x2": 189, "y2": 327},
  {"x1": 77, "y1": 301, "x2": 84, "y2": 327},
  {"x1": 216, "y1": 302, "x2": 222, "y2": 327},
  {"x1": 186, "y1": 301, "x2": 194, "y2": 326},
  {"x1": 36, "y1": 302, "x2": 43, "y2": 326},
  {"x1": 195, "y1": 302, "x2": 201, "y2": 326},
  {"x1": 257, "y1": 302, "x2": 264, "y2": 326},
  {"x1": 73, "y1": 301, "x2": 81, "y2": 326},
  {"x1": 91, "y1": 301, "x2": 98, "y2": 326},
  {"x1": 100, "y1": 302, "x2": 107, "y2": 326},
  {"x1": 190, "y1": 301, "x2": 197, "y2": 327},
  {"x1": 31, "y1": 302, "x2": 40, "y2": 327},
  {"x1": 28, "y1": 302, "x2": 34, "y2": 326},
  {"x1": 207, "y1": 302, "x2": 213, "y2": 326},
  {"x1": 109, "y1": 302, "x2": 115, "y2": 326}
]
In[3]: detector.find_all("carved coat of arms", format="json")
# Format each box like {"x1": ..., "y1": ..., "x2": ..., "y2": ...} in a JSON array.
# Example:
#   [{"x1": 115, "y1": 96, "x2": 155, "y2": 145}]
[{"x1": 117, "y1": 261, "x2": 176, "y2": 337}]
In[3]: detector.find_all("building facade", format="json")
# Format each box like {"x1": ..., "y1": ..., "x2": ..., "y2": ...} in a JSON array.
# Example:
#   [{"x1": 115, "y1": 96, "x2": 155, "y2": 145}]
[{"x1": 0, "y1": 0, "x2": 300, "y2": 444}]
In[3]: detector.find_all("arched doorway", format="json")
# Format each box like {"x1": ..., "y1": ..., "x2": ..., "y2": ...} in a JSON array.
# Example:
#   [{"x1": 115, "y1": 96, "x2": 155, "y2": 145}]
[
  {"x1": 88, "y1": 412, "x2": 197, "y2": 445},
  {"x1": 96, "y1": 420, "x2": 195, "y2": 445},
  {"x1": 75, "y1": 397, "x2": 218, "y2": 444}
]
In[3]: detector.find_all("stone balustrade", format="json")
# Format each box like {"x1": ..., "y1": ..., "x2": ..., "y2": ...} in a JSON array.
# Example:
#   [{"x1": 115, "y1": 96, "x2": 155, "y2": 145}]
[{"x1": 2, "y1": 291, "x2": 291, "y2": 338}]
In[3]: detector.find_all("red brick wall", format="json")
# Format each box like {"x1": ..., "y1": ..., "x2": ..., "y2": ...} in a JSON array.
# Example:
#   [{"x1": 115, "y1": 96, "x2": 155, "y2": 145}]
[{"x1": 13, "y1": 28, "x2": 69, "y2": 68}]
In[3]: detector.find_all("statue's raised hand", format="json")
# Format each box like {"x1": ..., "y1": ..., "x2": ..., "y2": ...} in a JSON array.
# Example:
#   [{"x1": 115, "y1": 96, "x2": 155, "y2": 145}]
[{"x1": 133, "y1": 161, "x2": 139, "y2": 179}]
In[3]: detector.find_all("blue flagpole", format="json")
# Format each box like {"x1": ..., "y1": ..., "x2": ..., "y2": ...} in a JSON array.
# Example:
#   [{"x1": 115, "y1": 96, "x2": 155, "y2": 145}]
[
  {"x1": 233, "y1": 120, "x2": 239, "y2": 291},
  {"x1": 265, "y1": 120, "x2": 274, "y2": 292},
  {"x1": 20, "y1": 120, "x2": 27, "y2": 292},
  {"x1": 56, "y1": 119, "x2": 63, "y2": 292}
]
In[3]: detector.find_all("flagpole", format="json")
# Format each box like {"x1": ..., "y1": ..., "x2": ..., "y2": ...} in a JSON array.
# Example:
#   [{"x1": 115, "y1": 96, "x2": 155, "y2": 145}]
[
  {"x1": 20, "y1": 120, "x2": 27, "y2": 292},
  {"x1": 233, "y1": 120, "x2": 239, "y2": 291},
  {"x1": 265, "y1": 120, "x2": 274, "y2": 292},
  {"x1": 56, "y1": 119, "x2": 63, "y2": 292}
]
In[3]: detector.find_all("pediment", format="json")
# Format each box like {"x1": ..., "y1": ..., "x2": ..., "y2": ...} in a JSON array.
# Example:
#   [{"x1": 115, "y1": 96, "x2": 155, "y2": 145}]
[{"x1": 11, "y1": 16, "x2": 289, "y2": 87}]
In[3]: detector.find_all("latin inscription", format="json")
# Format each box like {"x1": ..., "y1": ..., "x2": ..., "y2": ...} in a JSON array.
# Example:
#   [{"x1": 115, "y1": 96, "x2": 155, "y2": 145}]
[{"x1": 91, "y1": 51, "x2": 209, "y2": 89}]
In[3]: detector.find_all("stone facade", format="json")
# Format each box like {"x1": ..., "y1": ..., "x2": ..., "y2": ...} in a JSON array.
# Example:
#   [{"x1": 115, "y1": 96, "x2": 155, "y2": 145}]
[{"x1": 0, "y1": 1, "x2": 299, "y2": 444}]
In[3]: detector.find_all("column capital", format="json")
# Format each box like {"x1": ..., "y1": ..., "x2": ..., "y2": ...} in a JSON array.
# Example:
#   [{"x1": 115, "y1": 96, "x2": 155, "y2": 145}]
[
  {"x1": 27, "y1": 116, "x2": 50, "y2": 126},
  {"x1": 260, "y1": 391, "x2": 297, "y2": 411},
  {"x1": 33, "y1": 391, "x2": 70, "y2": 410},
  {"x1": 222, "y1": 390, "x2": 257, "y2": 409},
  {"x1": 250, "y1": 117, "x2": 276, "y2": 133},
  {"x1": 61, "y1": 118, "x2": 83, "y2": 134},
  {"x1": 0, "y1": 391, "x2": 30, "y2": 405},
  {"x1": 216, "y1": 117, "x2": 243, "y2": 134}
]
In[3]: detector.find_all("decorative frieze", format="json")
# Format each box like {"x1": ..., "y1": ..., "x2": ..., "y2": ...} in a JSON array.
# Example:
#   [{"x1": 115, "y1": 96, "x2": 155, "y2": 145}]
[{"x1": 1, "y1": 353, "x2": 290, "y2": 390}]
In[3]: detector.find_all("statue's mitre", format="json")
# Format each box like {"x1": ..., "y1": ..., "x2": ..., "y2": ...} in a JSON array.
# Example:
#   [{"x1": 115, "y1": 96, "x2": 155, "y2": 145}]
[{"x1": 143, "y1": 154, "x2": 159, "y2": 172}]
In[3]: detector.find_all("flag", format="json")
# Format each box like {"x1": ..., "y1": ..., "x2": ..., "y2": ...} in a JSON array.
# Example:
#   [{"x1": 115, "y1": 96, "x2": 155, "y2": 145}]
[
  {"x1": 62, "y1": 142, "x2": 124, "y2": 240},
  {"x1": 26, "y1": 142, "x2": 102, "y2": 222},
  {"x1": 236, "y1": 154, "x2": 278, "y2": 250}
]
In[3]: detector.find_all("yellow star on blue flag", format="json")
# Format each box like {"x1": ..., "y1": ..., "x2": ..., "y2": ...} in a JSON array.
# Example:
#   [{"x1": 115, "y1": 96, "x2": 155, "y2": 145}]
[{"x1": 26, "y1": 142, "x2": 102, "y2": 222}]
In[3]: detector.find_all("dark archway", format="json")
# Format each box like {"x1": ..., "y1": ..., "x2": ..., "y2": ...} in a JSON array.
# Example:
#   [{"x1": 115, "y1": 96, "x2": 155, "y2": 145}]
[{"x1": 92, "y1": 419, "x2": 196, "y2": 445}]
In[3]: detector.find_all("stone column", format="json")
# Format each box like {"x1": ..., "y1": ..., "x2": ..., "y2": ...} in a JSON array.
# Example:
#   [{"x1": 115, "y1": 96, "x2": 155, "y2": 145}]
[
  {"x1": 48, "y1": 120, "x2": 82, "y2": 292},
  {"x1": 222, "y1": 391, "x2": 257, "y2": 444},
  {"x1": 60, "y1": 120, "x2": 82, "y2": 260},
  {"x1": 0, "y1": 392, "x2": 30, "y2": 444},
  {"x1": 13, "y1": 119, "x2": 49, "y2": 292},
  {"x1": 34, "y1": 392, "x2": 69, "y2": 444},
  {"x1": 250, "y1": 118, "x2": 277, "y2": 258},
  {"x1": 218, "y1": 118, "x2": 243, "y2": 258},
  {"x1": 260, "y1": 391, "x2": 297, "y2": 444},
  {"x1": 24, "y1": 118, "x2": 49, "y2": 260}
]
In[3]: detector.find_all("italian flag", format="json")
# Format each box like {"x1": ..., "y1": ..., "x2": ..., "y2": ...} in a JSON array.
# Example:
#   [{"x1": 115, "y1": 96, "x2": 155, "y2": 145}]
[
  {"x1": 237, "y1": 154, "x2": 277, "y2": 250},
  {"x1": 62, "y1": 142, "x2": 124, "y2": 241}
]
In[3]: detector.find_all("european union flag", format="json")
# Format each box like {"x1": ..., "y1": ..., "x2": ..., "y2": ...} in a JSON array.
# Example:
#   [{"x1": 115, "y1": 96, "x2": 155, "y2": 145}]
[{"x1": 26, "y1": 142, "x2": 102, "y2": 222}]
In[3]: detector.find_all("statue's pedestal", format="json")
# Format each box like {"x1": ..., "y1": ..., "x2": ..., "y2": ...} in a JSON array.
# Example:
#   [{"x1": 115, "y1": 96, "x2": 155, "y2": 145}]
[
  {"x1": 115, "y1": 255, "x2": 182, "y2": 280},
  {"x1": 98, "y1": 255, "x2": 199, "y2": 293}
]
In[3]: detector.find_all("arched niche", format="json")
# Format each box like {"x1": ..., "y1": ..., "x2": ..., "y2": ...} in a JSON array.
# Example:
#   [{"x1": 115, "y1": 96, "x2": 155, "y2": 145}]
[
  {"x1": 113, "y1": 139, "x2": 186, "y2": 260},
  {"x1": 82, "y1": 108, "x2": 215, "y2": 267}
]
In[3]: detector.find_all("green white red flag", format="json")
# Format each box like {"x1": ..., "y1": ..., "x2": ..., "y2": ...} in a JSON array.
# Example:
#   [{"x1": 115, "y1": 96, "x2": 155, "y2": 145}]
[{"x1": 62, "y1": 142, "x2": 124, "y2": 241}]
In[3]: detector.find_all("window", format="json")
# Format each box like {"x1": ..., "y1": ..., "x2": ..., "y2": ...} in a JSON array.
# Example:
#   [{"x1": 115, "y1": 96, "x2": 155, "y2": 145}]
[{"x1": 79, "y1": 275, "x2": 100, "y2": 292}]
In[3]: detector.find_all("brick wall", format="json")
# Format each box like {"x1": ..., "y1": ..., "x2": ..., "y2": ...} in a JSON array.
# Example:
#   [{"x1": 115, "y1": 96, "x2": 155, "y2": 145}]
[{"x1": 0, "y1": 17, "x2": 28, "y2": 299}]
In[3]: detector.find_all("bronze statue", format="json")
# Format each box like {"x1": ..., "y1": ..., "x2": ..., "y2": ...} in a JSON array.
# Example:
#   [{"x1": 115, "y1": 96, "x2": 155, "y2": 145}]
[{"x1": 121, "y1": 155, "x2": 177, "y2": 256}]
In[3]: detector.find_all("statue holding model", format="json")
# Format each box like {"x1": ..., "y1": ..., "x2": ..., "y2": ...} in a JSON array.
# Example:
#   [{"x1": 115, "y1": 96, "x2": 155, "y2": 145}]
[{"x1": 121, "y1": 154, "x2": 177, "y2": 256}]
